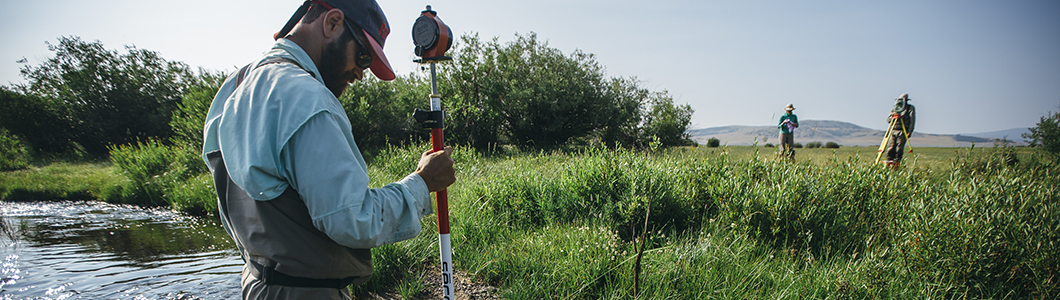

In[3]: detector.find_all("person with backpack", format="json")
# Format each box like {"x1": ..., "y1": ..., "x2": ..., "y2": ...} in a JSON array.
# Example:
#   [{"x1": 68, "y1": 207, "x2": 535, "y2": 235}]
[
  {"x1": 200, "y1": 1, "x2": 456, "y2": 298},
  {"x1": 883, "y1": 93, "x2": 916, "y2": 168},
  {"x1": 777, "y1": 103, "x2": 799, "y2": 162}
]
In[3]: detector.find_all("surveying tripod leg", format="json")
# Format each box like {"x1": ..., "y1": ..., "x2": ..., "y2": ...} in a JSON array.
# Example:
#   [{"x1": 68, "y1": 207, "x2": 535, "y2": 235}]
[
  {"x1": 876, "y1": 118, "x2": 897, "y2": 164},
  {"x1": 900, "y1": 119, "x2": 913, "y2": 154}
]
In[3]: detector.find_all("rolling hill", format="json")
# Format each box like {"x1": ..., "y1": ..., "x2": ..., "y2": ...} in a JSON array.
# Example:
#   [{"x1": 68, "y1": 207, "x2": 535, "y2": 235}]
[{"x1": 688, "y1": 120, "x2": 1028, "y2": 147}]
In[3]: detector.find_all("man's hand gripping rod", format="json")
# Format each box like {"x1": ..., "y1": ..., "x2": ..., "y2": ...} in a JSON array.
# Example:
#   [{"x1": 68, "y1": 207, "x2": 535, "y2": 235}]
[{"x1": 411, "y1": 4, "x2": 455, "y2": 299}]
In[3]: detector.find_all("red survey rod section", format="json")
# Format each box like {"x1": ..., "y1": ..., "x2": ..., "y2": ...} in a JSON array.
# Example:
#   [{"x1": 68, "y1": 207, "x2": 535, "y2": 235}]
[
  {"x1": 431, "y1": 127, "x2": 450, "y2": 234},
  {"x1": 427, "y1": 62, "x2": 454, "y2": 299}
]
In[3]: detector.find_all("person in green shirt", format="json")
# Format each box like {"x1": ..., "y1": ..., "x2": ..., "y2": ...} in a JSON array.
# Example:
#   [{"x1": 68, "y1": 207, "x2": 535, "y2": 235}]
[{"x1": 778, "y1": 103, "x2": 799, "y2": 162}]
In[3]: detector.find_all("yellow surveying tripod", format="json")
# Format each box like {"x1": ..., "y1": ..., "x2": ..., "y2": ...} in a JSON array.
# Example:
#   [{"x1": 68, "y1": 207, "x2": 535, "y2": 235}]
[{"x1": 875, "y1": 116, "x2": 914, "y2": 165}]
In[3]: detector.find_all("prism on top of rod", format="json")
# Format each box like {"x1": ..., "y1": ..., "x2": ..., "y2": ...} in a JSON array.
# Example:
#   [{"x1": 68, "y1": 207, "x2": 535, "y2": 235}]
[{"x1": 412, "y1": 5, "x2": 453, "y2": 63}]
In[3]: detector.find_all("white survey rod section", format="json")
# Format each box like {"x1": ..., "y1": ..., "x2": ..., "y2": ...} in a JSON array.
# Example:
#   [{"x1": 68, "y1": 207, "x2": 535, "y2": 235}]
[{"x1": 440, "y1": 233, "x2": 454, "y2": 299}]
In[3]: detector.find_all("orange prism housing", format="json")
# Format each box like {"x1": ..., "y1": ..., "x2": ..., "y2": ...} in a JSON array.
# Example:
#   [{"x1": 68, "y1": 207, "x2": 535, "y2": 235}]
[{"x1": 412, "y1": 7, "x2": 452, "y2": 59}]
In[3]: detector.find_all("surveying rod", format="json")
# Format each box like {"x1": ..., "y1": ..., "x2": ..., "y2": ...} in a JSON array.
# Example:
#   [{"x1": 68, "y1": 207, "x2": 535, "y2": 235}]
[{"x1": 411, "y1": 4, "x2": 455, "y2": 299}]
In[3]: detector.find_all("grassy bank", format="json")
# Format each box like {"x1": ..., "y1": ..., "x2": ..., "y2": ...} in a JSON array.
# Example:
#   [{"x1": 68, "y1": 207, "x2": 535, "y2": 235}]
[{"x1": 0, "y1": 162, "x2": 121, "y2": 201}]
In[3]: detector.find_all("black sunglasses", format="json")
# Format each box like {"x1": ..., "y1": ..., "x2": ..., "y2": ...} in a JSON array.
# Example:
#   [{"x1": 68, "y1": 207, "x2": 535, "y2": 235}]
[{"x1": 349, "y1": 27, "x2": 373, "y2": 70}]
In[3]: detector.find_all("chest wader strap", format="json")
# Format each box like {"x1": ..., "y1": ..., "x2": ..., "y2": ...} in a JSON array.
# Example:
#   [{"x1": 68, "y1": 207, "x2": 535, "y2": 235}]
[
  {"x1": 234, "y1": 57, "x2": 315, "y2": 88},
  {"x1": 248, "y1": 260, "x2": 359, "y2": 290}
]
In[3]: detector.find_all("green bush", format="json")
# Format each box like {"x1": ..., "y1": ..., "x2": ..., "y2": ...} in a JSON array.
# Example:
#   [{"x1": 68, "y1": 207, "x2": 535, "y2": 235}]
[
  {"x1": 16, "y1": 37, "x2": 197, "y2": 156},
  {"x1": 443, "y1": 33, "x2": 692, "y2": 151},
  {"x1": 169, "y1": 70, "x2": 224, "y2": 148},
  {"x1": 824, "y1": 141, "x2": 840, "y2": 148},
  {"x1": 106, "y1": 139, "x2": 213, "y2": 214},
  {"x1": 339, "y1": 76, "x2": 428, "y2": 152},
  {"x1": 165, "y1": 172, "x2": 217, "y2": 215},
  {"x1": 0, "y1": 128, "x2": 30, "y2": 171},
  {"x1": 706, "y1": 137, "x2": 721, "y2": 147},
  {"x1": 0, "y1": 87, "x2": 76, "y2": 157},
  {"x1": 1023, "y1": 111, "x2": 1060, "y2": 157}
]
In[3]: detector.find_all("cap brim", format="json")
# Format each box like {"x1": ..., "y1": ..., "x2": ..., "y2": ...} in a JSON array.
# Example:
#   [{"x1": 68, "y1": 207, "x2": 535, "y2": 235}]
[{"x1": 360, "y1": 28, "x2": 395, "y2": 81}]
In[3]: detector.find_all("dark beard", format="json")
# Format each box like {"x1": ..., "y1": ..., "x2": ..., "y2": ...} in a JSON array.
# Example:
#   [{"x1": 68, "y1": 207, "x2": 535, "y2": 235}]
[{"x1": 319, "y1": 38, "x2": 358, "y2": 98}]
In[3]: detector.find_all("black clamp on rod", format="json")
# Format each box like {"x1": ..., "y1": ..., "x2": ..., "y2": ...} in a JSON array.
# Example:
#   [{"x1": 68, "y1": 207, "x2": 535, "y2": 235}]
[{"x1": 413, "y1": 108, "x2": 444, "y2": 129}]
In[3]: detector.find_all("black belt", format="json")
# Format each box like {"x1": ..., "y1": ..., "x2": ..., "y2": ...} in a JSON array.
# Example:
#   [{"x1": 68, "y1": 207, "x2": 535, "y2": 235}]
[{"x1": 247, "y1": 260, "x2": 359, "y2": 289}]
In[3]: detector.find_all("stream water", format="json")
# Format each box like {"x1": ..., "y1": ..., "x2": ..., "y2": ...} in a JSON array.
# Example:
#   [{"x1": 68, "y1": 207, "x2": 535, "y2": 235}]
[{"x1": 1, "y1": 201, "x2": 242, "y2": 299}]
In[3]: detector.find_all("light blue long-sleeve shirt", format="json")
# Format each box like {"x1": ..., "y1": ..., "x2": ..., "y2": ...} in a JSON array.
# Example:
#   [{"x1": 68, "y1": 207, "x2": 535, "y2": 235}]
[{"x1": 201, "y1": 39, "x2": 432, "y2": 249}]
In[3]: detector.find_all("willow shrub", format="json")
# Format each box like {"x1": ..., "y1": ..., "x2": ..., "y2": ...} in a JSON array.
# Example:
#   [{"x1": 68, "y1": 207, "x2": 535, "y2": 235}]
[
  {"x1": 0, "y1": 128, "x2": 30, "y2": 171},
  {"x1": 723, "y1": 157, "x2": 903, "y2": 257},
  {"x1": 475, "y1": 147, "x2": 719, "y2": 239},
  {"x1": 893, "y1": 147, "x2": 1060, "y2": 298},
  {"x1": 106, "y1": 139, "x2": 214, "y2": 214}
]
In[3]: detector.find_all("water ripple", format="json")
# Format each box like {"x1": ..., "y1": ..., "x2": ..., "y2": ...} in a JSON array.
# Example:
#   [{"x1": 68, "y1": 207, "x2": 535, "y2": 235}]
[{"x1": 1, "y1": 201, "x2": 241, "y2": 299}]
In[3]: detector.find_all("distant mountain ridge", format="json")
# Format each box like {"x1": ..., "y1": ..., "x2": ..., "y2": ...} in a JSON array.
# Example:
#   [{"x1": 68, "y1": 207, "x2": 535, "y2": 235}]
[
  {"x1": 964, "y1": 128, "x2": 1031, "y2": 140},
  {"x1": 688, "y1": 120, "x2": 1027, "y2": 147}
]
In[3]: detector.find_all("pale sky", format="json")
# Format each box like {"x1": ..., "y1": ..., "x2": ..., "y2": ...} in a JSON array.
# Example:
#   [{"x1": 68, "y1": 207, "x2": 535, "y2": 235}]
[{"x1": 2, "y1": 0, "x2": 1058, "y2": 134}]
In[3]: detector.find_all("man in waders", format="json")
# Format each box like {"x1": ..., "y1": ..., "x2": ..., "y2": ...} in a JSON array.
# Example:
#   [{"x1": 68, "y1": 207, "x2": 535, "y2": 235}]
[
  {"x1": 200, "y1": 1, "x2": 456, "y2": 298},
  {"x1": 777, "y1": 103, "x2": 799, "y2": 162},
  {"x1": 883, "y1": 93, "x2": 916, "y2": 168}
]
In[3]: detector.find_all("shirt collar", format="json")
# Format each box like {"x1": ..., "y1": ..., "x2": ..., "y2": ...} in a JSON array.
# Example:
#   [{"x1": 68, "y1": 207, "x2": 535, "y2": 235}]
[{"x1": 271, "y1": 39, "x2": 325, "y2": 86}]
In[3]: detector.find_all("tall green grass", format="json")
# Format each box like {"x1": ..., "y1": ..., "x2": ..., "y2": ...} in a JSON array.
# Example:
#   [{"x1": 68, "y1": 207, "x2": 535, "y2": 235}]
[
  {"x1": 439, "y1": 145, "x2": 1058, "y2": 299},
  {"x1": 106, "y1": 139, "x2": 215, "y2": 214},
  {"x1": 0, "y1": 162, "x2": 120, "y2": 200}
]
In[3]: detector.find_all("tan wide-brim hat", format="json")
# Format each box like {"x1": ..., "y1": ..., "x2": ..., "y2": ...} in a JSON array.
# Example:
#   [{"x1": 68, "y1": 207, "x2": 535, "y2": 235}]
[{"x1": 785, "y1": 103, "x2": 795, "y2": 111}]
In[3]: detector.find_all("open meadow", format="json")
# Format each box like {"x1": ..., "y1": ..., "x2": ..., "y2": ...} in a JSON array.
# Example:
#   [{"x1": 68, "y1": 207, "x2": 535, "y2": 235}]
[
  {"x1": 693, "y1": 145, "x2": 1038, "y2": 170},
  {"x1": 360, "y1": 144, "x2": 1057, "y2": 299}
]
